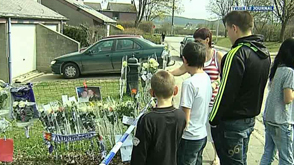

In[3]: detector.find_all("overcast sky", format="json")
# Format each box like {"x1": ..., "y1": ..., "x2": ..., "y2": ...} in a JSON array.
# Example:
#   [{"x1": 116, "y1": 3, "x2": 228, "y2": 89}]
[{"x1": 84, "y1": 0, "x2": 214, "y2": 20}]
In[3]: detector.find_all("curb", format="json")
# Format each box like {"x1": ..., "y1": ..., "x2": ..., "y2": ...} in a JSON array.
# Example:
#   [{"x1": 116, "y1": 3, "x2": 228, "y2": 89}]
[{"x1": 13, "y1": 72, "x2": 44, "y2": 83}]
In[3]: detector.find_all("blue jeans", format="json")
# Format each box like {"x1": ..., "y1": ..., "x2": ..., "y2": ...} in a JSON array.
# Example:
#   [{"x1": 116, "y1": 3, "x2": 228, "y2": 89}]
[
  {"x1": 212, "y1": 117, "x2": 255, "y2": 165},
  {"x1": 260, "y1": 122, "x2": 294, "y2": 165},
  {"x1": 177, "y1": 137, "x2": 207, "y2": 165}
]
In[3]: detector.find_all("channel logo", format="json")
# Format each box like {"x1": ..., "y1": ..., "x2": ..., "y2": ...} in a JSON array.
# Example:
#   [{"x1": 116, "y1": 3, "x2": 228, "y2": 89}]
[{"x1": 231, "y1": 6, "x2": 274, "y2": 11}]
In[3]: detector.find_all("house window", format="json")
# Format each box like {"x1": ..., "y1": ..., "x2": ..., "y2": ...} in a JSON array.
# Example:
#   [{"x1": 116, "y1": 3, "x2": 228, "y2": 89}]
[{"x1": 113, "y1": 12, "x2": 120, "y2": 20}]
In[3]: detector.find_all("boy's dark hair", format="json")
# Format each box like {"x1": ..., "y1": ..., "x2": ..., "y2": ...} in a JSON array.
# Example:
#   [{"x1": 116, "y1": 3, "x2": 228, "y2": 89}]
[
  {"x1": 193, "y1": 28, "x2": 212, "y2": 48},
  {"x1": 182, "y1": 41, "x2": 206, "y2": 68},
  {"x1": 151, "y1": 70, "x2": 175, "y2": 99},
  {"x1": 223, "y1": 11, "x2": 254, "y2": 33}
]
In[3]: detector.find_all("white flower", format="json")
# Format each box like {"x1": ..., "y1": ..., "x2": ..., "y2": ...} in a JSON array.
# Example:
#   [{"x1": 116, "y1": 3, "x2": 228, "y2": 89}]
[
  {"x1": 97, "y1": 102, "x2": 103, "y2": 107},
  {"x1": 13, "y1": 102, "x2": 19, "y2": 107},
  {"x1": 142, "y1": 63, "x2": 149, "y2": 69},
  {"x1": 66, "y1": 101, "x2": 72, "y2": 107},
  {"x1": 148, "y1": 58, "x2": 159, "y2": 69},
  {"x1": 46, "y1": 108, "x2": 53, "y2": 114},
  {"x1": 80, "y1": 106, "x2": 87, "y2": 113},
  {"x1": 87, "y1": 106, "x2": 93, "y2": 112},
  {"x1": 103, "y1": 104, "x2": 109, "y2": 110},
  {"x1": 153, "y1": 61, "x2": 159, "y2": 67},
  {"x1": 19, "y1": 101, "x2": 26, "y2": 108},
  {"x1": 149, "y1": 58, "x2": 157, "y2": 64}
]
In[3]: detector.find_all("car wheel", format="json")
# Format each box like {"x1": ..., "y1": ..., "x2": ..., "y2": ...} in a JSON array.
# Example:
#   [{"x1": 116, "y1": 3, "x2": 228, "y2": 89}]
[{"x1": 62, "y1": 63, "x2": 80, "y2": 79}]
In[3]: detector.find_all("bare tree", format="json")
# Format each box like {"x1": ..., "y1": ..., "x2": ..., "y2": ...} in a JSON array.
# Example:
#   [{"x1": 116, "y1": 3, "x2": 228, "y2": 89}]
[
  {"x1": 273, "y1": 0, "x2": 294, "y2": 41},
  {"x1": 144, "y1": 0, "x2": 182, "y2": 21},
  {"x1": 207, "y1": 0, "x2": 235, "y2": 37},
  {"x1": 239, "y1": 0, "x2": 273, "y2": 37},
  {"x1": 133, "y1": 0, "x2": 148, "y2": 27}
]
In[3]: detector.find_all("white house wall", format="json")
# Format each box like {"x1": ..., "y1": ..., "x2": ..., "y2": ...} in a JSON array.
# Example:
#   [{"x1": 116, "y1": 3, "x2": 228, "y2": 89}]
[
  {"x1": 44, "y1": 24, "x2": 57, "y2": 31},
  {"x1": 11, "y1": 24, "x2": 36, "y2": 77}
]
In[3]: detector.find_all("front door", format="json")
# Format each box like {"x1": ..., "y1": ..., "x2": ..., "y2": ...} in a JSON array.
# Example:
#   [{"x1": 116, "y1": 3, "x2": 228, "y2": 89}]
[{"x1": 82, "y1": 40, "x2": 114, "y2": 73}]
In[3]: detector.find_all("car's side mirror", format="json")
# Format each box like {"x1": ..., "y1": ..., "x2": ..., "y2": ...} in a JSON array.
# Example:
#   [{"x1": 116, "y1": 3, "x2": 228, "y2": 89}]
[{"x1": 180, "y1": 41, "x2": 184, "y2": 44}]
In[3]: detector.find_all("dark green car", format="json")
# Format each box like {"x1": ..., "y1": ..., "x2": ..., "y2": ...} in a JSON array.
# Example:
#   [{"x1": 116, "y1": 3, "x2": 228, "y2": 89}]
[{"x1": 50, "y1": 36, "x2": 170, "y2": 78}]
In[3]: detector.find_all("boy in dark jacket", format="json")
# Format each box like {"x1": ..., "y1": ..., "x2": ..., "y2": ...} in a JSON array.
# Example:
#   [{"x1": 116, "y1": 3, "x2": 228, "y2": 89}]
[
  {"x1": 209, "y1": 11, "x2": 271, "y2": 165},
  {"x1": 131, "y1": 70, "x2": 186, "y2": 165}
]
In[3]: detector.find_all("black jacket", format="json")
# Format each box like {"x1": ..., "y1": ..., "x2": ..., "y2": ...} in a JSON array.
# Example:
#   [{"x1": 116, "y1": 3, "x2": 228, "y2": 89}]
[
  {"x1": 130, "y1": 106, "x2": 186, "y2": 165},
  {"x1": 209, "y1": 35, "x2": 271, "y2": 126}
]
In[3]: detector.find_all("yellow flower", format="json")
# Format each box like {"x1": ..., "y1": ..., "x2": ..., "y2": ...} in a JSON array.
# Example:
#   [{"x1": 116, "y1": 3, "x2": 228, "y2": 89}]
[
  {"x1": 116, "y1": 24, "x2": 125, "y2": 31},
  {"x1": 122, "y1": 61, "x2": 127, "y2": 67},
  {"x1": 149, "y1": 58, "x2": 157, "y2": 64}
]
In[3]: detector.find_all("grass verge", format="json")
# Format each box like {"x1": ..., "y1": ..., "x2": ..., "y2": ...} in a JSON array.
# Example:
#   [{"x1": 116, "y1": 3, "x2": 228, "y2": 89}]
[{"x1": 212, "y1": 36, "x2": 281, "y2": 53}]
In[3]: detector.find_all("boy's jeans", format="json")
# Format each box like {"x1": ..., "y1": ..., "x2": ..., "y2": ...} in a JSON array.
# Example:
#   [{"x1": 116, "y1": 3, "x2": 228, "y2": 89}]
[
  {"x1": 260, "y1": 122, "x2": 294, "y2": 165},
  {"x1": 211, "y1": 117, "x2": 255, "y2": 165},
  {"x1": 177, "y1": 137, "x2": 207, "y2": 165}
]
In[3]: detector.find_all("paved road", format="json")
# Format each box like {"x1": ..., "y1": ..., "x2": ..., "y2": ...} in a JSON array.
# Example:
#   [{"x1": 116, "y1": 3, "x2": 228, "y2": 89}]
[{"x1": 165, "y1": 37, "x2": 278, "y2": 165}]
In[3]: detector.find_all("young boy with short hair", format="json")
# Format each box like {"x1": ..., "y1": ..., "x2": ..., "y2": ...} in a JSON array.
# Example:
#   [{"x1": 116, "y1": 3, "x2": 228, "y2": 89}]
[
  {"x1": 131, "y1": 70, "x2": 186, "y2": 165},
  {"x1": 177, "y1": 42, "x2": 212, "y2": 165}
]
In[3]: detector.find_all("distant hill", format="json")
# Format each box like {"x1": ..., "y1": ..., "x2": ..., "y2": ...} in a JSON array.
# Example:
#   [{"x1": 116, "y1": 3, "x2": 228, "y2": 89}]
[{"x1": 153, "y1": 15, "x2": 210, "y2": 26}]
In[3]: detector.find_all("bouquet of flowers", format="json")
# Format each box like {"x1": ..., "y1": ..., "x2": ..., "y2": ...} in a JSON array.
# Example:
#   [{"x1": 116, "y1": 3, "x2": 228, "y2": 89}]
[
  {"x1": 142, "y1": 58, "x2": 159, "y2": 74},
  {"x1": 13, "y1": 101, "x2": 35, "y2": 123}
]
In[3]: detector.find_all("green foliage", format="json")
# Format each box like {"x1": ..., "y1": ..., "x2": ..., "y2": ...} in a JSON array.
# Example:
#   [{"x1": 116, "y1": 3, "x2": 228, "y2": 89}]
[
  {"x1": 143, "y1": 34, "x2": 161, "y2": 44},
  {"x1": 174, "y1": 27, "x2": 195, "y2": 36},
  {"x1": 63, "y1": 25, "x2": 89, "y2": 47},
  {"x1": 123, "y1": 28, "x2": 145, "y2": 35},
  {"x1": 117, "y1": 21, "x2": 135, "y2": 29},
  {"x1": 138, "y1": 21, "x2": 155, "y2": 33},
  {"x1": 63, "y1": 24, "x2": 105, "y2": 47},
  {"x1": 114, "y1": 21, "x2": 154, "y2": 34},
  {"x1": 214, "y1": 36, "x2": 281, "y2": 53}
]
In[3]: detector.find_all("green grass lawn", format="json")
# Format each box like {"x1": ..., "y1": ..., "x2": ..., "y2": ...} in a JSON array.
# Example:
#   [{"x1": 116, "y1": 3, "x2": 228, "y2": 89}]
[
  {"x1": 3, "y1": 120, "x2": 127, "y2": 164},
  {"x1": 1, "y1": 79, "x2": 137, "y2": 164},
  {"x1": 33, "y1": 79, "x2": 121, "y2": 105},
  {"x1": 213, "y1": 36, "x2": 281, "y2": 53}
]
